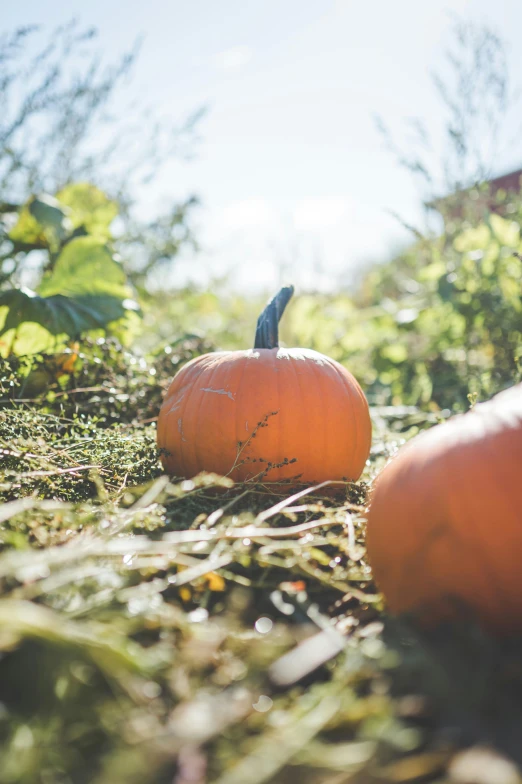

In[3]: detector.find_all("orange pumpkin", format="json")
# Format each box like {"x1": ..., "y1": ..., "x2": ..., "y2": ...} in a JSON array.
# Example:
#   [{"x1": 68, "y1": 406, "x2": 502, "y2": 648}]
[
  {"x1": 157, "y1": 287, "x2": 371, "y2": 485},
  {"x1": 366, "y1": 383, "x2": 522, "y2": 633}
]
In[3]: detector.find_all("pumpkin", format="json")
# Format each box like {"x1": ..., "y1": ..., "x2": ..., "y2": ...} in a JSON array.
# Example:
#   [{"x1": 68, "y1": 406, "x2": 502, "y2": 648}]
[
  {"x1": 157, "y1": 286, "x2": 371, "y2": 485},
  {"x1": 366, "y1": 383, "x2": 522, "y2": 633}
]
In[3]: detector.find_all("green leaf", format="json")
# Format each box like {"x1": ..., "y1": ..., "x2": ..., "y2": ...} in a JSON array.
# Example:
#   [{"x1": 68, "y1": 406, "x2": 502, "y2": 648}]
[
  {"x1": 0, "y1": 314, "x2": 53, "y2": 356},
  {"x1": 0, "y1": 237, "x2": 140, "y2": 356},
  {"x1": 8, "y1": 206, "x2": 47, "y2": 247},
  {"x1": 419, "y1": 261, "x2": 446, "y2": 282},
  {"x1": 488, "y1": 214, "x2": 520, "y2": 247},
  {"x1": 437, "y1": 274, "x2": 457, "y2": 302},
  {"x1": 38, "y1": 236, "x2": 131, "y2": 300},
  {"x1": 0, "y1": 289, "x2": 138, "y2": 356},
  {"x1": 28, "y1": 194, "x2": 71, "y2": 236},
  {"x1": 56, "y1": 183, "x2": 118, "y2": 239},
  {"x1": 453, "y1": 224, "x2": 491, "y2": 253},
  {"x1": 9, "y1": 194, "x2": 72, "y2": 249},
  {"x1": 380, "y1": 344, "x2": 408, "y2": 363}
]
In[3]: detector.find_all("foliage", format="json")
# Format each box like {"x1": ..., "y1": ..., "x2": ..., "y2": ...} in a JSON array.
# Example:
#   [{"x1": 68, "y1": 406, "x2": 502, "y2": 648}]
[
  {"x1": 350, "y1": 203, "x2": 522, "y2": 409},
  {"x1": 137, "y1": 286, "x2": 266, "y2": 354},
  {"x1": 0, "y1": 185, "x2": 141, "y2": 354},
  {"x1": 0, "y1": 333, "x2": 212, "y2": 425}
]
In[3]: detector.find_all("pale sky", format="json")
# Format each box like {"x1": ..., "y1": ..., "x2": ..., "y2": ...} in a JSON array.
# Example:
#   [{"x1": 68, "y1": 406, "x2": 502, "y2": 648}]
[{"x1": 4, "y1": 0, "x2": 522, "y2": 291}]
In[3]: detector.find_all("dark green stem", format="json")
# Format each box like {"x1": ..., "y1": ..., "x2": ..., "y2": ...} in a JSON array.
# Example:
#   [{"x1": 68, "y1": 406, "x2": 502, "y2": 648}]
[{"x1": 254, "y1": 285, "x2": 294, "y2": 349}]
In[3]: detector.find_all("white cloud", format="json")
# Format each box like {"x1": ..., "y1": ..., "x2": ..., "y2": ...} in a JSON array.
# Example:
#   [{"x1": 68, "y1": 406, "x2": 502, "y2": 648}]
[
  {"x1": 209, "y1": 199, "x2": 280, "y2": 236},
  {"x1": 168, "y1": 197, "x2": 408, "y2": 293},
  {"x1": 213, "y1": 45, "x2": 252, "y2": 71},
  {"x1": 292, "y1": 199, "x2": 353, "y2": 231}
]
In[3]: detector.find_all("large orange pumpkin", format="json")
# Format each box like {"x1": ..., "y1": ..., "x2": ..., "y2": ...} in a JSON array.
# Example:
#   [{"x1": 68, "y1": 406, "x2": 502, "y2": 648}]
[
  {"x1": 157, "y1": 287, "x2": 371, "y2": 484},
  {"x1": 366, "y1": 383, "x2": 522, "y2": 633}
]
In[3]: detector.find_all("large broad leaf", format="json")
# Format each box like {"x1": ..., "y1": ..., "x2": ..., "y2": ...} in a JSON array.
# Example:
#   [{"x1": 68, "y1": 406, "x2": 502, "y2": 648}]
[
  {"x1": 0, "y1": 237, "x2": 140, "y2": 356},
  {"x1": 9, "y1": 195, "x2": 72, "y2": 249},
  {"x1": 8, "y1": 206, "x2": 45, "y2": 246},
  {"x1": 56, "y1": 183, "x2": 118, "y2": 239},
  {"x1": 38, "y1": 236, "x2": 131, "y2": 299},
  {"x1": 29, "y1": 194, "x2": 72, "y2": 236},
  {"x1": 8, "y1": 206, "x2": 48, "y2": 248},
  {"x1": 1, "y1": 288, "x2": 134, "y2": 335},
  {"x1": 7, "y1": 184, "x2": 116, "y2": 250},
  {"x1": 0, "y1": 289, "x2": 137, "y2": 355}
]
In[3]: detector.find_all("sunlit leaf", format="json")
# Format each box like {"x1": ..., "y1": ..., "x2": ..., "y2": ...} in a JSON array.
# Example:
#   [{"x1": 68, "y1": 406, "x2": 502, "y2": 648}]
[
  {"x1": 381, "y1": 344, "x2": 408, "y2": 363},
  {"x1": 28, "y1": 194, "x2": 72, "y2": 237},
  {"x1": 8, "y1": 194, "x2": 72, "y2": 250},
  {"x1": 8, "y1": 205, "x2": 47, "y2": 247},
  {"x1": 56, "y1": 183, "x2": 118, "y2": 239},
  {"x1": 38, "y1": 236, "x2": 131, "y2": 300},
  {"x1": 453, "y1": 224, "x2": 491, "y2": 253},
  {"x1": 419, "y1": 261, "x2": 446, "y2": 281},
  {"x1": 0, "y1": 289, "x2": 138, "y2": 356},
  {"x1": 489, "y1": 214, "x2": 520, "y2": 247}
]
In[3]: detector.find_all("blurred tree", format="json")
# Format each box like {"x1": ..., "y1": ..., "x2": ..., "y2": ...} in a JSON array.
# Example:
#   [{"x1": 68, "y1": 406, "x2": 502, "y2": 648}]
[
  {"x1": 375, "y1": 17, "x2": 516, "y2": 224},
  {"x1": 0, "y1": 20, "x2": 205, "y2": 287},
  {"x1": 349, "y1": 18, "x2": 522, "y2": 408}
]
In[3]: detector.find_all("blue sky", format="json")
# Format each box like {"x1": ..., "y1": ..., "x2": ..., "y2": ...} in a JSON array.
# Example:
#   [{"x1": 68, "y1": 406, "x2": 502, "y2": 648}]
[{"x1": 5, "y1": 0, "x2": 522, "y2": 291}]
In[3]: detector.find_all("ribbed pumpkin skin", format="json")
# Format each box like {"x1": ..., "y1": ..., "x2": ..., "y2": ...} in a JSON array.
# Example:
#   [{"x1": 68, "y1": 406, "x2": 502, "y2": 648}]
[
  {"x1": 366, "y1": 384, "x2": 522, "y2": 633},
  {"x1": 157, "y1": 347, "x2": 371, "y2": 484}
]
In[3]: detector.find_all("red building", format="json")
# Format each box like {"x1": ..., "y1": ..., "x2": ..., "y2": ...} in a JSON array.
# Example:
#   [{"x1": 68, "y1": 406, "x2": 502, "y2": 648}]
[{"x1": 427, "y1": 168, "x2": 522, "y2": 222}]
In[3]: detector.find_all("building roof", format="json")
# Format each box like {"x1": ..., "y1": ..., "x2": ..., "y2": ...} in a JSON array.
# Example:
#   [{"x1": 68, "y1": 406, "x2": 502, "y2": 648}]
[{"x1": 426, "y1": 167, "x2": 522, "y2": 216}]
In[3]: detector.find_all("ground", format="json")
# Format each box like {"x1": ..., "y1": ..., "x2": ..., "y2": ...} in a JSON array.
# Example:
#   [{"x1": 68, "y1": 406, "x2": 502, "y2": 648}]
[{"x1": 0, "y1": 341, "x2": 521, "y2": 784}]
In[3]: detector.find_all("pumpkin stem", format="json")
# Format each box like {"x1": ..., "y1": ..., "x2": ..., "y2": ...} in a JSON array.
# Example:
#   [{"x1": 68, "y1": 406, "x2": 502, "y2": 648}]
[{"x1": 254, "y1": 285, "x2": 294, "y2": 350}]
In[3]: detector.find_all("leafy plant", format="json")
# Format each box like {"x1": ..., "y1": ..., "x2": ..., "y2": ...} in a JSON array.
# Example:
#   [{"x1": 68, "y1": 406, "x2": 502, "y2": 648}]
[{"x1": 0, "y1": 185, "x2": 140, "y2": 356}]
